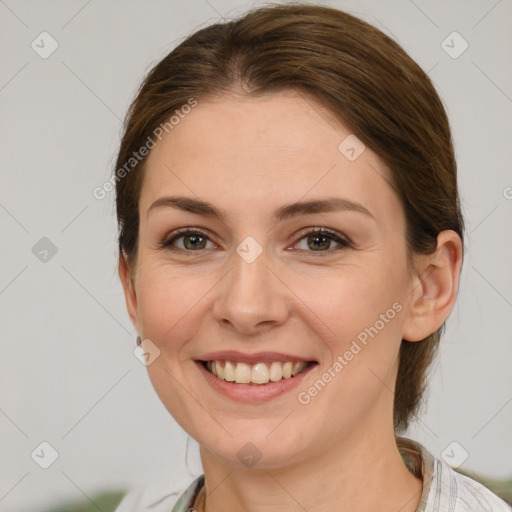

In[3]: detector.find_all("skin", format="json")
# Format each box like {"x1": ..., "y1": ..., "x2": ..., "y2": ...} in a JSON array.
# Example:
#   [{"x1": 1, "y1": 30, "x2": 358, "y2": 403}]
[{"x1": 119, "y1": 89, "x2": 462, "y2": 512}]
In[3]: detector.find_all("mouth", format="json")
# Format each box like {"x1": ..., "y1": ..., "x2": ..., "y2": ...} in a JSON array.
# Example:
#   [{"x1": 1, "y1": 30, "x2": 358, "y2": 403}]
[{"x1": 198, "y1": 359, "x2": 318, "y2": 385}]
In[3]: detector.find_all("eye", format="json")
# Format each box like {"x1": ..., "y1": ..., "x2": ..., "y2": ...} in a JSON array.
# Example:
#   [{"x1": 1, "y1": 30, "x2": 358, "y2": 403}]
[
  {"x1": 160, "y1": 227, "x2": 351, "y2": 254},
  {"x1": 160, "y1": 228, "x2": 217, "y2": 252},
  {"x1": 292, "y1": 227, "x2": 351, "y2": 254}
]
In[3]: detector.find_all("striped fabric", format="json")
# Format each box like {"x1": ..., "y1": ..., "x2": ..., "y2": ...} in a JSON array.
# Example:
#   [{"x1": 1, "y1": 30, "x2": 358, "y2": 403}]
[
  {"x1": 115, "y1": 436, "x2": 511, "y2": 511},
  {"x1": 397, "y1": 436, "x2": 511, "y2": 512}
]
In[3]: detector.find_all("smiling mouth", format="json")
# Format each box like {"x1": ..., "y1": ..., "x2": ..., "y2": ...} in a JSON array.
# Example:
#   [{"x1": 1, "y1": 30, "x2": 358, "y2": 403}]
[{"x1": 199, "y1": 360, "x2": 318, "y2": 385}]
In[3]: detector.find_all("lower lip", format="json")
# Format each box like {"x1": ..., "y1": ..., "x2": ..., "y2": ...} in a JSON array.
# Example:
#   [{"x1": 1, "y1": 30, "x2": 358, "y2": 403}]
[{"x1": 195, "y1": 361, "x2": 318, "y2": 403}]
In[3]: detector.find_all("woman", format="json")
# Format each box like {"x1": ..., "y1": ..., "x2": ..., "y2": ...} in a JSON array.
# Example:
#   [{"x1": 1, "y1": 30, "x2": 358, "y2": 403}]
[{"x1": 113, "y1": 4, "x2": 511, "y2": 511}]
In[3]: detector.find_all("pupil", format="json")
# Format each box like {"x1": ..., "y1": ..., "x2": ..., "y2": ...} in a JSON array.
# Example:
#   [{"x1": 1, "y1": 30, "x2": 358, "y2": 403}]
[
  {"x1": 185, "y1": 235, "x2": 206, "y2": 250},
  {"x1": 308, "y1": 235, "x2": 330, "y2": 251}
]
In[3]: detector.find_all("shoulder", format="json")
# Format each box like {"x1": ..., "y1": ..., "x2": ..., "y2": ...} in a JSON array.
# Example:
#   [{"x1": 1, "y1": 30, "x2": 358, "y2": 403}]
[
  {"x1": 447, "y1": 464, "x2": 511, "y2": 512},
  {"x1": 114, "y1": 473, "x2": 203, "y2": 512},
  {"x1": 416, "y1": 439, "x2": 510, "y2": 511},
  {"x1": 396, "y1": 436, "x2": 511, "y2": 512}
]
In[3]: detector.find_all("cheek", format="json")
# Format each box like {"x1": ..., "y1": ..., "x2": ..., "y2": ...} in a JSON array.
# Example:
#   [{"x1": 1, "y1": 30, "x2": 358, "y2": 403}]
[
  {"x1": 297, "y1": 262, "x2": 407, "y2": 344},
  {"x1": 135, "y1": 264, "x2": 209, "y2": 351},
  {"x1": 292, "y1": 257, "x2": 408, "y2": 403},
  {"x1": 293, "y1": 270, "x2": 405, "y2": 425}
]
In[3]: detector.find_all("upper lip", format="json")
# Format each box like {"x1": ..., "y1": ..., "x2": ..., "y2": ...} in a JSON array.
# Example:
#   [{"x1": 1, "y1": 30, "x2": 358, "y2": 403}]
[{"x1": 196, "y1": 350, "x2": 317, "y2": 365}]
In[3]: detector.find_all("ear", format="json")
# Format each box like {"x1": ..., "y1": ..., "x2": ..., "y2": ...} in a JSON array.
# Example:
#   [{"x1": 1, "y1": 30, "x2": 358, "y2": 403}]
[
  {"x1": 402, "y1": 230, "x2": 463, "y2": 342},
  {"x1": 118, "y1": 254, "x2": 141, "y2": 334}
]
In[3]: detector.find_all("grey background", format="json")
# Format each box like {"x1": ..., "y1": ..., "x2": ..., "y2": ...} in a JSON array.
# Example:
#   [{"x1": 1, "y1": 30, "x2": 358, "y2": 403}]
[{"x1": 0, "y1": 0, "x2": 511, "y2": 510}]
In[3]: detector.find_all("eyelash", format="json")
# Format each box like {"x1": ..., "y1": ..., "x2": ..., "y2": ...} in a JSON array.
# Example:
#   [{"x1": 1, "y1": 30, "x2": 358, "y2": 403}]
[{"x1": 159, "y1": 227, "x2": 351, "y2": 255}]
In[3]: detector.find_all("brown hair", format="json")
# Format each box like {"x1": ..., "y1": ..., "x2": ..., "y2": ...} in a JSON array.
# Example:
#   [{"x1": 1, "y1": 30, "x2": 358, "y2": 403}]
[{"x1": 114, "y1": 3, "x2": 464, "y2": 432}]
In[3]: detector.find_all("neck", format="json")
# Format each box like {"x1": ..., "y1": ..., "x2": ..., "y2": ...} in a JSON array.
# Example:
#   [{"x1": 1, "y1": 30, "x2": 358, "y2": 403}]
[{"x1": 197, "y1": 422, "x2": 422, "y2": 512}]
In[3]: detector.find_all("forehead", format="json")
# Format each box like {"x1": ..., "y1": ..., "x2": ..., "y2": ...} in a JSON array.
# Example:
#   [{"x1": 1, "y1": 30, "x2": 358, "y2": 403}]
[{"x1": 140, "y1": 90, "x2": 399, "y2": 225}]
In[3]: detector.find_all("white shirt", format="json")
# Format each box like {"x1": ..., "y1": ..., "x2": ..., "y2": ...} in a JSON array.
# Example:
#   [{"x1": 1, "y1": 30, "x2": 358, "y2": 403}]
[{"x1": 114, "y1": 436, "x2": 511, "y2": 511}]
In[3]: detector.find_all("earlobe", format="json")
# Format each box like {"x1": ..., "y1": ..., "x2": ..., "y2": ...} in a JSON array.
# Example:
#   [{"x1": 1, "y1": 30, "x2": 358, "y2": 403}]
[
  {"x1": 118, "y1": 255, "x2": 141, "y2": 334},
  {"x1": 402, "y1": 230, "x2": 463, "y2": 342}
]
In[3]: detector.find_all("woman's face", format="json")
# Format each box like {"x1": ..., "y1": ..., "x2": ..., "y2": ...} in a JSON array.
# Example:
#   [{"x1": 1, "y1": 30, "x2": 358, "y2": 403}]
[{"x1": 122, "y1": 89, "x2": 422, "y2": 468}]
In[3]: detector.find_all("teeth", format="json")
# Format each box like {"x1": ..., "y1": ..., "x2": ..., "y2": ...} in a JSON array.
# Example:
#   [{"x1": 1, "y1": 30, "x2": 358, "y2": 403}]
[
  {"x1": 282, "y1": 362, "x2": 293, "y2": 379},
  {"x1": 205, "y1": 360, "x2": 310, "y2": 384},
  {"x1": 215, "y1": 361, "x2": 224, "y2": 379},
  {"x1": 269, "y1": 361, "x2": 283, "y2": 381},
  {"x1": 292, "y1": 362, "x2": 305, "y2": 376},
  {"x1": 224, "y1": 361, "x2": 235, "y2": 381},
  {"x1": 234, "y1": 362, "x2": 251, "y2": 383},
  {"x1": 252, "y1": 363, "x2": 269, "y2": 384}
]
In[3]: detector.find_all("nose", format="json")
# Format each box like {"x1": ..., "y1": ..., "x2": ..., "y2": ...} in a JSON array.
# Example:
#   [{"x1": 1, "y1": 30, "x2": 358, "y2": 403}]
[{"x1": 212, "y1": 243, "x2": 289, "y2": 335}]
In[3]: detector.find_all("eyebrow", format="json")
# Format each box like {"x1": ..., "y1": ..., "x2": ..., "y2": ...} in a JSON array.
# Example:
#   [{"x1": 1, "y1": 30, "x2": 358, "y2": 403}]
[{"x1": 146, "y1": 195, "x2": 375, "y2": 222}]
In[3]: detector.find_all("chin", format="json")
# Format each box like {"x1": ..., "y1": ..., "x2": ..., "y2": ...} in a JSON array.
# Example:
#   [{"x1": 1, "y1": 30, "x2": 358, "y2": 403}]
[{"x1": 196, "y1": 427, "x2": 313, "y2": 470}]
